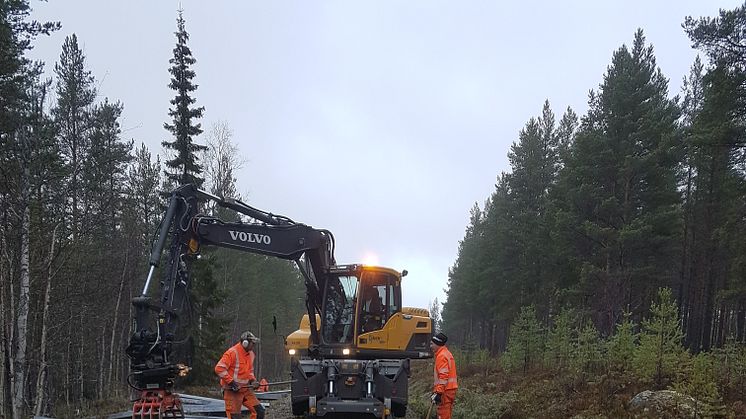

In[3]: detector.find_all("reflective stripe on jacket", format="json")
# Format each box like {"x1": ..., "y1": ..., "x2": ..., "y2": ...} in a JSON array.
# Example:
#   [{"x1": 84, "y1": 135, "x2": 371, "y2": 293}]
[
  {"x1": 215, "y1": 342, "x2": 257, "y2": 388},
  {"x1": 433, "y1": 345, "x2": 458, "y2": 394}
]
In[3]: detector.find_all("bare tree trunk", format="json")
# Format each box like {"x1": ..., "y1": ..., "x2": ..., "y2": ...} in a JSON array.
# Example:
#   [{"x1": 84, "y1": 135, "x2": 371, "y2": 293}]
[
  {"x1": 107, "y1": 246, "x2": 129, "y2": 397},
  {"x1": 78, "y1": 312, "x2": 84, "y2": 403},
  {"x1": 65, "y1": 317, "x2": 71, "y2": 405},
  {"x1": 11, "y1": 150, "x2": 31, "y2": 419},
  {"x1": 738, "y1": 299, "x2": 745, "y2": 343},
  {"x1": 116, "y1": 310, "x2": 129, "y2": 398},
  {"x1": 99, "y1": 329, "x2": 105, "y2": 399},
  {"x1": 1, "y1": 221, "x2": 12, "y2": 419},
  {"x1": 256, "y1": 313, "x2": 262, "y2": 379},
  {"x1": 33, "y1": 223, "x2": 60, "y2": 416}
]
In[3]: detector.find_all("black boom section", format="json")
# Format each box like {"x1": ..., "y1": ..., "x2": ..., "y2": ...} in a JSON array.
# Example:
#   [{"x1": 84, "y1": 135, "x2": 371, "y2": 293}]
[
  {"x1": 195, "y1": 220, "x2": 326, "y2": 261},
  {"x1": 128, "y1": 183, "x2": 335, "y2": 392}
]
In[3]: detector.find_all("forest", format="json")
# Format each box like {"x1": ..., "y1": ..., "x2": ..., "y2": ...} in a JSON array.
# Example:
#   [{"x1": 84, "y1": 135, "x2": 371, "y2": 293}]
[
  {"x1": 0, "y1": 3, "x2": 305, "y2": 418},
  {"x1": 0, "y1": 1, "x2": 744, "y2": 418},
  {"x1": 437, "y1": 2, "x2": 746, "y2": 417}
]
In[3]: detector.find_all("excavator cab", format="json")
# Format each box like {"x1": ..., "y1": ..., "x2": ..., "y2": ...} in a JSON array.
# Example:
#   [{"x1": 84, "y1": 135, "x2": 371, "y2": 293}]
[
  {"x1": 287, "y1": 264, "x2": 432, "y2": 359},
  {"x1": 321, "y1": 266, "x2": 399, "y2": 345},
  {"x1": 286, "y1": 265, "x2": 431, "y2": 417}
]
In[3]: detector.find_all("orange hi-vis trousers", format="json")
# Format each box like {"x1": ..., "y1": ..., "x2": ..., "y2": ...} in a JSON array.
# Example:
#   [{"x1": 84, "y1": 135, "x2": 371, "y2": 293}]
[
  {"x1": 436, "y1": 389, "x2": 457, "y2": 419},
  {"x1": 223, "y1": 387, "x2": 265, "y2": 419}
]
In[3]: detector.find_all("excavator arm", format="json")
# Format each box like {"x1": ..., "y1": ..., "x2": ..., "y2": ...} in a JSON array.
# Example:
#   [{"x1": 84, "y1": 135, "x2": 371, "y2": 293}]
[{"x1": 126, "y1": 184, "x2": 334, "y2": 394}]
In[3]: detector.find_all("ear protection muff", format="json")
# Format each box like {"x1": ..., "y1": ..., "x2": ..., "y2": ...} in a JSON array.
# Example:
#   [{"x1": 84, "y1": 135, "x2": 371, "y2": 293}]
[{"x1": 242, "y1": 339, "x2": 250, "y2": 349}]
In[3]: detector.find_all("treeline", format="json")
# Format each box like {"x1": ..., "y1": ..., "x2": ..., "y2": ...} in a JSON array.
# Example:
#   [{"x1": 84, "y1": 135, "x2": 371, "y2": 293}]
[
  {"x1": 0, "y1": 4, "x2": 303, "y2": 418},
  {"x1": 442, "y1": 5, "x2": 746, "y2": 355}
]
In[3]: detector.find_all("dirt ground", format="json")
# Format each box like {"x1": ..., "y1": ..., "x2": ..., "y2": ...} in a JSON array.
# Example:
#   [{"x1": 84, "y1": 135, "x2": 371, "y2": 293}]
[{"x1": 262, "y1": 394, "x2": 421, "y2": 419}]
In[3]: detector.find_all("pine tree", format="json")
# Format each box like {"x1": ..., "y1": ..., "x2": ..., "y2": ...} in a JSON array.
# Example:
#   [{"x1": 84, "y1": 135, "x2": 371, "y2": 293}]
[
  {"x1": 634, "y1": 288, "x2": 686, "y2": 388},
  {"x1": 544, "y1": 307, "x2": 574, "y2": 372},
  {"x1": 681, "y1": 3, "x2": 746, "y2": 350},
  {"x1": 0, "y1": 3, "x2": 58, "y2": 416},
  {"x1": 53, "y1": 33, "x2": 97, "y2": 240},
  {"x1": 553, "y1": 30, "x2": 681, "y2": 335},
  {"x1": 0, "y1": 1, "x2": 59, "y2": 136},
  {"x1": 162, "y1": 10, "x2": 206, "y2": 188},
  {"x1": 506, "y1": 101, "x2": 562, "y2": 320},
  {"x1": 673, "y1": 353, "x2": 726, "y2": 418},
  {"x1": 683, "y1": 3, "x2": 746, "y2": 71},
  {"x1": 501, "y1": 305, "x2": 543, "y2": 373},
  {"x1": 126, "y1": 143, "x2": 162, "y2": 248},
  {"x1": 556, "y1": 107, "x2": 579, "y2": 165},
  {"x1": 442, "y1": 203, "x2": 481, "y2": 344},
  {"x1": 83, "y1": 99, "x2": 132, "y2": 233},
  {"x1": 479, "y1": 175, "x2": 520, "y2": 352},
  {"x1": 50, "y1": 34, "x2": 101, "y2": 407},
  {"x1": 606, "y1": 311, "x2": 638, "y2": 374},
  {"x1": 572, "y1": 322, "x2": 603, "y2": 376}
]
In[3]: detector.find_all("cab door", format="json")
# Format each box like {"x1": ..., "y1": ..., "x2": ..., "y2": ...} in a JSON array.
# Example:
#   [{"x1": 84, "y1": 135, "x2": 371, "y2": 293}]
[{"x1": 356, "y1": 271, "x2": 401, "y2": 350}]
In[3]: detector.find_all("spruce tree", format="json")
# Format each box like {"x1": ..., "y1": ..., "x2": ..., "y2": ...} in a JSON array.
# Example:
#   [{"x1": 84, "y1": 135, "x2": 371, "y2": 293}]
[{"x1": 162, "y1": 10, "x2": 206, "y2": 188}]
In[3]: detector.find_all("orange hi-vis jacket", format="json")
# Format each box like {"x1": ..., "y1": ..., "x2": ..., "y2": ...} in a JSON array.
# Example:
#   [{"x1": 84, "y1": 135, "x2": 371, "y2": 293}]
[
  {"x1": 215, "y1": 342, "x2": 257, "y2": 388},
  {"x1": 433, "y1": 345, "x2": 458, "y2": 394}
]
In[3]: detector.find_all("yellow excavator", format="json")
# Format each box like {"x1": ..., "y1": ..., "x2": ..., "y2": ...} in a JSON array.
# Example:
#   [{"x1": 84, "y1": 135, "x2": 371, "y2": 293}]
[
  {"x1": 284, "y1": 264, "x2": 432, "y2": 417},
  {"x1": 126, "y1": 184, "x2": 432, "y2": 418}
]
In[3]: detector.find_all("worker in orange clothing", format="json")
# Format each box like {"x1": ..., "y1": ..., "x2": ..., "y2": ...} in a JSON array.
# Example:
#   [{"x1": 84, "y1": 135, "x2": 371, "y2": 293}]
[
  {"x1": 215, "y1": 331, "x2": 265, "y2": 419},
  {"x1": 430, "y1": 332, "x2": 458, "y2": 419},
  {"x1": 257, "y1": 378, "x2": 269, "y2": 392}
]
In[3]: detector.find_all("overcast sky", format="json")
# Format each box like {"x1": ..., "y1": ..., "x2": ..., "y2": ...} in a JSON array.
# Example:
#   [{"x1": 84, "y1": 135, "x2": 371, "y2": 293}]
[{"x1": 28, "y1": 1, "x2": 740, "y2": 310}]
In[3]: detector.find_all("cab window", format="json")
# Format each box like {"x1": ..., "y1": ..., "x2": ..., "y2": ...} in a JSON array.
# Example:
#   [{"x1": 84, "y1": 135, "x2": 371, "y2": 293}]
[{"x1": 321, "y1": 275, "x2": 358, "y2": 344}]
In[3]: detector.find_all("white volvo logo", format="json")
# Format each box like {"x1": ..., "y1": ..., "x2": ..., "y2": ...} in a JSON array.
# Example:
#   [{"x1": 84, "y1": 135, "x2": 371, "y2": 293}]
[{"x1": 228, "y1": 230, "x2": 272, "y2": 245}]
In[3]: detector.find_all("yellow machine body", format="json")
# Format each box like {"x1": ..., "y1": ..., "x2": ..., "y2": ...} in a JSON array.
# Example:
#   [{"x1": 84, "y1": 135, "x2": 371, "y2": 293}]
[{"x1": 285, "y1": 265, "x2": 432, "y2": 359}]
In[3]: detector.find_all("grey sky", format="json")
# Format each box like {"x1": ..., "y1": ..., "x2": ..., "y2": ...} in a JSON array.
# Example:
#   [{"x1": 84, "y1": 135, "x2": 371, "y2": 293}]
[{"x1": 29, "y1": 1, "x2": 740, "y2": 310}]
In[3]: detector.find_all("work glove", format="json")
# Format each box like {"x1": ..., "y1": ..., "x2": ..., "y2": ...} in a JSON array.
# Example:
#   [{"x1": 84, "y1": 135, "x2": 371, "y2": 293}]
[
  {"x1": 228, "y1": 381, "x2": 240, "y2": 392},
  {"x1": 430, "y1": 392, "x2": 442, "y2": 405},
  {"x1": 250, "y1": 380, "x2": 260, "y2": 390}
]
